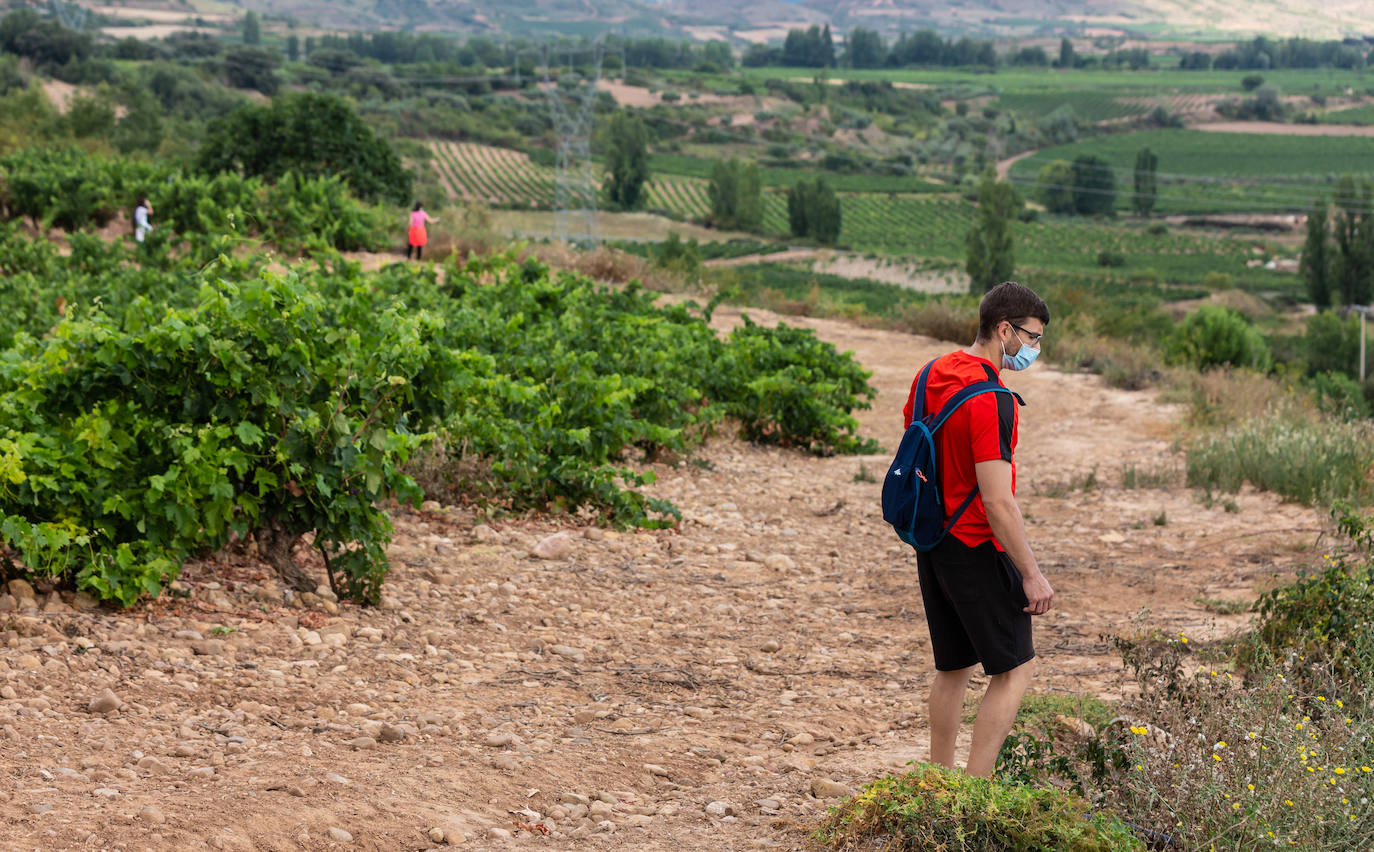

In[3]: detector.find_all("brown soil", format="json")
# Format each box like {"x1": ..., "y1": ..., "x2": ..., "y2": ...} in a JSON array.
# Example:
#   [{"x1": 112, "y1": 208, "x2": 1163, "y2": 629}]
[
  {"x1": 40, "y1": 79, "x2": 79, "y2": 112},
  {"x1": 996, "y1": 149, "x2": 1038, "y2": 180},
  {"x1": 593, "y1": 82, "x2": 782, "y2": 115},
  {"x1": 1194, "y1": 121, "x2": 1374, "y2": 137},
  {"x1": 0, "y1": 297, "x2": 1324, "y2": 849}
]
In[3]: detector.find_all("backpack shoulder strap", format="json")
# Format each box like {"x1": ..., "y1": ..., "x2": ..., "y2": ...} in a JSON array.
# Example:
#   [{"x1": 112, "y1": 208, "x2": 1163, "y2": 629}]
[
  {"x1": 928, "y1": 381, "x2": 1021, "y2": 433},
  {"x1": 909, "y1": 359, "x2": 936, "y2": 422},
  {"x1": 975, "y1": 361, "x2": 1026, "y2": 405},
  {"x1": 917, "y1": 359, "x2": 1028, "y2": 434}
]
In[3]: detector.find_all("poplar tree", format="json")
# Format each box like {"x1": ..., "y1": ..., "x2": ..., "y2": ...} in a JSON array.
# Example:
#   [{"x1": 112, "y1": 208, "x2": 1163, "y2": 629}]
[
  {"x1": 1300, "y1": 202, "x2": 1332, "y2": 309},
  {"x1": 604, "y1": 112, "x2": 649, "y2": 211},
  {"x1": 1132, "y1": 147, "x2": 1158, "y2": 217},
  {"x1": 966, "y1": 175, "x2": 1017, "y2": 292}
]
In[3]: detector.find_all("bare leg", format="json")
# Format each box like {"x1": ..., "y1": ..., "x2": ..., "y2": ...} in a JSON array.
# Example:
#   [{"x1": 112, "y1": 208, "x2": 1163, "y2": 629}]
[
  {"x1": 966, "y1": 658, "x2": 1036, "y2": 777},
  {"x1": 928, "y1": 665, "x2": 976, "y2": 769}
]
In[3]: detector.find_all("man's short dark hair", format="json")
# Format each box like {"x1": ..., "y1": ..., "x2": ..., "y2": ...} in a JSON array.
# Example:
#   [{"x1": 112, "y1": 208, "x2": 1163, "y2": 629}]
[{"x1": 977, "y1": 281, "x2": 1050, "y2": 341}]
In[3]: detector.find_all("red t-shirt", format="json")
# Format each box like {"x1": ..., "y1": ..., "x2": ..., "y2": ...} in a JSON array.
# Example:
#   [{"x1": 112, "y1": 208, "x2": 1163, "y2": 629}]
[{"x1": 901, "y1": 351, "x2": 1018, "y2": 549}]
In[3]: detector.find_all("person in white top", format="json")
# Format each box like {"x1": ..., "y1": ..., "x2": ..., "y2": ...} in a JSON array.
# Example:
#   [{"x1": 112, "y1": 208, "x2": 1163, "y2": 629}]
[{"x1": 133, "y1": 197, "x2": 154, "y2": 244}]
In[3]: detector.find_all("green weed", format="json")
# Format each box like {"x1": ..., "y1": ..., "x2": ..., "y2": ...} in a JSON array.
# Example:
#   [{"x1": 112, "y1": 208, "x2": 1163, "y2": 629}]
[
  {"x1": 1122, "y1": 463, "x2": 1180, "y2": 490},
  {"x1": 813, "y1": 762, "x2": 1145, "y2": 852},
  {"x1": 1195, "y1": 596, "x2": 1254, "y2": 615},
  {"x1": 1186, "y1": 410, "x2": 1374, "y2": 505}
]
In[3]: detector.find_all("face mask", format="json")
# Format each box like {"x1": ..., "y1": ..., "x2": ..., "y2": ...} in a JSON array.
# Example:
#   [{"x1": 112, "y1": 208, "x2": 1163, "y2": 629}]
[{"x1": 1001, "y1": 330, "x2": 1040, "y2": 371}]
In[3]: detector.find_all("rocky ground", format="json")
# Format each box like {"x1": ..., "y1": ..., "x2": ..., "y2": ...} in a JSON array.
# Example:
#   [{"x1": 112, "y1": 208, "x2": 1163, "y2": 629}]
[{"x1": 0, "y1": 305, "x2": 1325, "y2": 851}]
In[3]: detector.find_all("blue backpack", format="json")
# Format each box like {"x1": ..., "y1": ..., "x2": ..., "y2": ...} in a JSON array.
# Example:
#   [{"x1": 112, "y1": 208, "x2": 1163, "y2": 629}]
[{"x1": 882, "y1": 359, "x2": 1022, "y2": 552}]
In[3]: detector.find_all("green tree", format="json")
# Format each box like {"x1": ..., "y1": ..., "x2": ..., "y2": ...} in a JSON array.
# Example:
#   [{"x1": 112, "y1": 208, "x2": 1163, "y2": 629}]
[
  {"x1": 1332, "y1": 176, "x2": 1374, "y2": 308},
  {"x1": 1036, "y1": 159, "x2": 1074, "y2": 214},
  {"x1": 198, "y1": 92, "x2": 413, "y2": 205},
  {"x1": 0, "y1": 8, "x2": 93, "y2": 69},
  {"x1": 64, "y1": 94, "x2": 115, "y2": 139},
  {"x1": 710, "y1": 159, "x2": 737, "y2": 226},
  {"x1": 1301, "y1": 202, "x2": 1333, "y2": 310},
  {"x1": 1132, "y1": 147, "x2": 1158, "y2": 217},
  {"x1": 223, "y1": 45, "x2": 281, "y2": 95},
  {"x1": 111, "y1": 88, "x2": 163, "y2": 155},
  {"x1": 1057, "y1": 37, "x2": 1075, "y2": 68},
  {"x1": 243, "y1": 11, "x2": 261, "y2": 45},
  {"x1": 603, "y1": 112, "x2": 649, "y2": 211},
  {"x1": 286, "y1": 34, "x2": 300, "y2": 62},
  {"x1": 844, "y1": 28, "x2": 886, "y2": 69},
  {"x1": 787, "y1": 177, "x2": 841, "y2": 244},
  {"x1": 708, "y1": 158, "x2": 762, "y2": 231},
  {"x1": 965, "y1": 175, "x2": 1018, "y2": 293},
  {"x1": 736, "y1": 161, "x2": 762, "y2": 232},
  {"x1": 1071, "y1": 154, "x2": 1116, "y2": 216}
]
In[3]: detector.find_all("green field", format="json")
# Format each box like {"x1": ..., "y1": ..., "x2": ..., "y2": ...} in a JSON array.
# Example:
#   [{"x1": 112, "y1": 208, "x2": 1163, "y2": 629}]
[
  {"x1": 1008, "y1": 129, "x2": 1374, "y2": 213},
  {"x1": 833, "y1": 195, "x2": 1293, "y2": 290},
  {"x1": 1319, "y1": 104, "x2": 1374, "y2": 125},
  {"x1": 994, "y1": 91, "x2": 1158, "y2": 123},
  {"x1": 647, "y1": 154, "x2": 945, "y2": 194},
  {"x1": 433, "y1": 138, "x2": 1299, "y2": 288},
  {"x1": 736, "y1": 66, "x2": 1374, "y2": 100}
]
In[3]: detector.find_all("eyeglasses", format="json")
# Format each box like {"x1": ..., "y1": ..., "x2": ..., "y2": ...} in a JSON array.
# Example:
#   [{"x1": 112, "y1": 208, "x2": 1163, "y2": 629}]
[{"x1": 1010, "y1": 322, "x2": 1043, "y2": 347}]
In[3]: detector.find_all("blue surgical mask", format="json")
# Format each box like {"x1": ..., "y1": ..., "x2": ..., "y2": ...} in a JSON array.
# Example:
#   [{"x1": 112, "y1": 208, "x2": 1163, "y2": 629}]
[{"x1": 1001, "y1": 336, "x2": 1040, "y2": 371}]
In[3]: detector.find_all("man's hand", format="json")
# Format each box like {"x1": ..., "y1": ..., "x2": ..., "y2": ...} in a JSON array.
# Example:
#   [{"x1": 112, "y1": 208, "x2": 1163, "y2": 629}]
[{"x1": 1021, "y1": 571, "x2": 1054, "y2": 615}]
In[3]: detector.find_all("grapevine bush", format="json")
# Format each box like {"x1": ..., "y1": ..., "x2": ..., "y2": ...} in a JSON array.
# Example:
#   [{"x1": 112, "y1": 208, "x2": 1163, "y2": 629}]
[
  {"x1": 0, "y1": 223, "x2": 877, "y2": 606},
  {"x1": 0, "y1": 271, "x2": 433, "y2": 606},
  {"x1": 0, "y1": 147, "x2": 390, "y2": 252}
]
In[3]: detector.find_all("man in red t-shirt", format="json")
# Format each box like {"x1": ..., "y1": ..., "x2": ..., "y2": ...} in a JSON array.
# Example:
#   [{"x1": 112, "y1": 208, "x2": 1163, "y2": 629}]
[{"x1": 900, "y1": 281, "x2": 1053, "y2": 778}]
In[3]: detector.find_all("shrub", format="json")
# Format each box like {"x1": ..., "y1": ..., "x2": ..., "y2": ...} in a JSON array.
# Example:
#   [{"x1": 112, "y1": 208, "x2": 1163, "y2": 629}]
[
  {"x1": 998, "y1": 508, "x2": 1374, "y2": 852},
  {"x1": 1165, "y1": 305, "x2": 1272, "y2": 371},
  {"x1": 1036, "y1": 159, "x2": 1075, "y2": 214},
  {"x1": 1245, "y1": 505, "x2": 1374, "y2": 686},
  {"x1": 814, "y1": 763, "x2": 1145, "y2": 851},
  {"x1": 1104, "y1": 633, "x2": 1373, "y2": 852},
  {"x1": 893, "y1": 300, "x2": 978, "y2": 343},
  {"x1": 1305, "y1": 310, "x2": 1363, "y2": 378},
  {"x1": 1163, "y1": 366, "x2": 1289, "y2": 428},
  {"x1": 1306, "y1": 371, "x2": 1371, "y2": 420},
  {"x1": 1097, "y1": 249, "x2": 1126, "y2": 267},
  {"x1": 1202, "y1": 271, "x2": 1234, "y2": 290},
  {"x1": 1050, "y1": 327, "x2": 1158, "y2": 390}
]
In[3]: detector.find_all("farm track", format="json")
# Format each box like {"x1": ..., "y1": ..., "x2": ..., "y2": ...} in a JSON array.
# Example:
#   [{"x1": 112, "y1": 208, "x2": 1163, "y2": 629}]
[{"x1": 0, "y1": 283, "x2": 1326, "y2": 850}]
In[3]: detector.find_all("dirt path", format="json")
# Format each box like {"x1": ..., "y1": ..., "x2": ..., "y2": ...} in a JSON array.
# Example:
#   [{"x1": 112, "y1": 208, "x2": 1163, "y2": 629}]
[
  {"x1": 703, "y1": 249, "x2": 821, "y2": 268},
  {"x1": 996, "y1": 149, "x2": 1038, "y2": 180},
  {"x1": 0, "y1": 303, "x2": 1324, "y2": 850},
  {"x1": 1194, "y1": 121, "x2": 1374, "y2": 137}
]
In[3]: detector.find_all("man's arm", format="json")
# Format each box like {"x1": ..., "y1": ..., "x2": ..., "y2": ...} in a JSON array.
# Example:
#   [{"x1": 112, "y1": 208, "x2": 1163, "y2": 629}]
[{"x1": 974, "y1": 459, "x2": 1053, "y2": 615}]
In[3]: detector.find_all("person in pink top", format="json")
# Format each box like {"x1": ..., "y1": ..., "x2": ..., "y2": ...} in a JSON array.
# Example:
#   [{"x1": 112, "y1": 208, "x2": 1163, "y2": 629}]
[{"x1": 407, "y1": 202, "x2": 437, "y2": 260}]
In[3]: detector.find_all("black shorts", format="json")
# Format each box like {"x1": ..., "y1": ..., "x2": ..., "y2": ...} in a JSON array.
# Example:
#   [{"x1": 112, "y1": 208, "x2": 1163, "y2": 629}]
[{"x1": 916, "y1": 535, "x2": 1035, "y2": 676}]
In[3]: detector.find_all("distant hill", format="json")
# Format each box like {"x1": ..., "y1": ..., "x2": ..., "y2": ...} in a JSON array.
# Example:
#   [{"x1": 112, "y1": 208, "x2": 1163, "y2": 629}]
[
  {"x1": 92, "y1": 0, "x2": 1374, "y2": 41},
  {"x1": 793, "y1": 0, "x2": 1374, "y2": 42}
]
